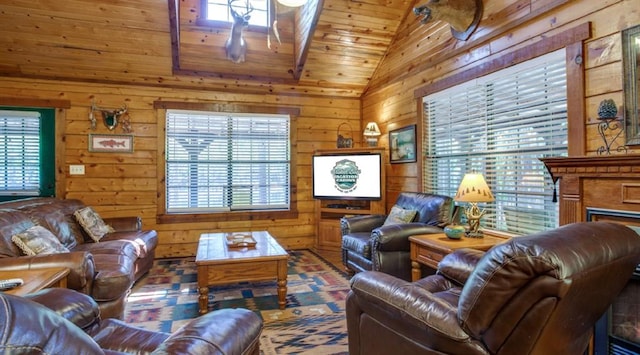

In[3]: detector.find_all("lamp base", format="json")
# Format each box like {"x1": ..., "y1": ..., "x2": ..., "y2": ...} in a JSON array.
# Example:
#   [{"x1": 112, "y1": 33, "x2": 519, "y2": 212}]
[{"x1": 365, "y1": 137, "x2": 378, "y2": 147}]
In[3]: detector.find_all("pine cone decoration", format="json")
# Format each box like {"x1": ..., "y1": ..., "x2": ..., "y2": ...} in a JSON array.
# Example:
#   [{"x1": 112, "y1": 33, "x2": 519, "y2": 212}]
[{"x1": 598, "y1": 99, "x2": 618, "y2": 119}]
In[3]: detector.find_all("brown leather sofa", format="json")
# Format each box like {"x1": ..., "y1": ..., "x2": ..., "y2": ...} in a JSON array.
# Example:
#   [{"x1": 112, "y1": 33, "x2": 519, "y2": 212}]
[
  {"x1": 341, "y1": 192, "x2": 456, "y2": 281},
  {"x1": 346, "y1": 221, "x2": 640, "y2": 354},
  {"x1": 0, "y1": 197, "x2": 157, "y2": 319},
  {"x1": 0, "y1": 288, "x2": 262, "y2": 354}
]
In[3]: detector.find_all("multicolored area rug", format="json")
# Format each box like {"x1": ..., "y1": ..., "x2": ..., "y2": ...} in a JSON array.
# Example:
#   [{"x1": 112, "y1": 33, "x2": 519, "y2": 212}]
[{"x1": 124, "y1": 249, "x2": 350, "y2": 354}]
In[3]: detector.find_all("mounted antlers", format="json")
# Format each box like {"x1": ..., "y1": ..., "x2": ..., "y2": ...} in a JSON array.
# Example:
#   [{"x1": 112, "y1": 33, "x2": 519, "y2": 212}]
[
  {"x1": 414, "y1": 0, "x2": 483, "y2": 41},
  {"x1": 225, "y1": 0, "x2": 253, "y2": 63}
]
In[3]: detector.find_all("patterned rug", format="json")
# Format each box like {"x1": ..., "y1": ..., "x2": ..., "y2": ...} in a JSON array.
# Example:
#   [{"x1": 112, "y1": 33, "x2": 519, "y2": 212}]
[{"x1": 124, "y1": 249, "x2": 350, "y2": 354}]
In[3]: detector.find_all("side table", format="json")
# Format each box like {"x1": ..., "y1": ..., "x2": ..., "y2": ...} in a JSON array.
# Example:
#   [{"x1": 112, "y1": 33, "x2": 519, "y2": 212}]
[
  {"x1": 1, "y1": 267, "x2": 70, "y2": 296},
  {"x1": 409, "y1": 232, "x2": 509, "y2": 281}
]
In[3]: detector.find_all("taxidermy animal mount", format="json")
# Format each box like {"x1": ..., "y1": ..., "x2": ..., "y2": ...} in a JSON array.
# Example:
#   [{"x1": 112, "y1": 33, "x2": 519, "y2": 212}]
[
  {"x1": 89, "y1": 101, "x2": 131, "y2": 133},
  {"x1": 226, "y1": 0, "x2": 253, "y2": 63},
  {"x1": 414, "y1": 0, "x2": 483, "y2": 41}
]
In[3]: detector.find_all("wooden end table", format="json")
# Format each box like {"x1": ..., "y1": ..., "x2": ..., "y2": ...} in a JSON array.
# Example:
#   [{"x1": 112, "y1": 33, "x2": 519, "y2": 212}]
[
  {"x1": 1, "y1": 267, "x2": 70, "y2": 296},
  {"x1": 195, "y1": 230, "x2": 289, "y2": 314},
  {"x1": 409, "y1": 232, "x2": 509, "y2": 281}
]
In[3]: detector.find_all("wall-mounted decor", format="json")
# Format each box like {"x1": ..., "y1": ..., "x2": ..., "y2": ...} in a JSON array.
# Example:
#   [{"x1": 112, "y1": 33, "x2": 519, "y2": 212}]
[
  {"x1": 413, "y1": 0, "x2": 483, "y2": 41},
  {"x1": 89, "y1": 100, "x2": 132, "y2": 133},
  {"x1": 389, "y1": 125, "x2": 417, "y2": 163},
  {"x1": 89, "y1": 134, "x2": 134, "y2": 153},
  {"x1": 336, "y1": 122, "x2": 354, "y2": 148}
]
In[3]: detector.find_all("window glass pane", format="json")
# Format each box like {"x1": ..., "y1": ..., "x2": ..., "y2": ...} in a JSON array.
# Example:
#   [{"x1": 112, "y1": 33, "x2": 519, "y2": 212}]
[
  {"x1": 0, "y1": 110, "x2": 41, "y2": 197},
  {"x1": 166, "y1": 110, "x2": 290, "y2": 213},
  {"x1": 205, "y1": 0, "x2": 269, "y2": 28},
  {"x1": 423, "y1": 49, "x2": 567, "y2": 235}
]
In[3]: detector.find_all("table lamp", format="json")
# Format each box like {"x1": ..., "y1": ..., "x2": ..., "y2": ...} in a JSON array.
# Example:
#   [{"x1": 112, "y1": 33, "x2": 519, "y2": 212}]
[
  {"x1": 363, "y1": 122, "x2": 381, "y2": 147},
  {"x1": 454, "y1": 173, "x2": 494, "y2": 237}
]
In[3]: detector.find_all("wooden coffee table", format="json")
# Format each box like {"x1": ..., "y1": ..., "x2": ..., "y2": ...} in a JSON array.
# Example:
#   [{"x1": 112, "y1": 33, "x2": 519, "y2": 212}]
[
  {"x1": 195, "y1": 230, "x2": 289, "y2": 314},
  {"x1": 0, "y1": 267, "x2": 69, "y2": 296}
]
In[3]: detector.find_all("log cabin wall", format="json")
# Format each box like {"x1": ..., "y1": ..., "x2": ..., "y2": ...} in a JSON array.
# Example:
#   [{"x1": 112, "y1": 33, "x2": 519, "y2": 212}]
[
  {"x1": 0, "y1": 79, "x2": 360, "y2": 257},
  {"x1": 363, "y1": 0, "x2": 640, "y2": 208},
  {"x1": 0, "y1": 0, "x2": 638, "y2": 257}
]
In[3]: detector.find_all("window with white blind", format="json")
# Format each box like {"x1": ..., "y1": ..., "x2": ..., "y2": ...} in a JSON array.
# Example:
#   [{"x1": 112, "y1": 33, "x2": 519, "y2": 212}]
[
  {"x1": 0, "y1": 108, "x2": 55, "y2": 201},
  {"x1": 422, "y1": 49, "x2": 567, "y2": 235},
  {"x1": 165, "y1": 110, "x2": 290, "y2": 213}
]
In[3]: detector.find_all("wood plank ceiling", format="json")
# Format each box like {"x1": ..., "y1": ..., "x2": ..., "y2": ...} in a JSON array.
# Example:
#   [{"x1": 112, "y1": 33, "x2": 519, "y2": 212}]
[{"x1": 0, "y1": 0, "x2": 417, "y2": 97}]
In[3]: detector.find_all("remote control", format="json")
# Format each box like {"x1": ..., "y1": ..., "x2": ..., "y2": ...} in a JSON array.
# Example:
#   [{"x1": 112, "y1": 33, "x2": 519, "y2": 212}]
[{"x1": 0, "y1": 278, "x2": 23, "y2": 291}]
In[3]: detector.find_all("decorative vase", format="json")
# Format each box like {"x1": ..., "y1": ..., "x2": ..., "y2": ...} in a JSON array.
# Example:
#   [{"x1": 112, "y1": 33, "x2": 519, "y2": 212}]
[{"x1": 444, "y1": 225, "x2": 466, "y2": 239}]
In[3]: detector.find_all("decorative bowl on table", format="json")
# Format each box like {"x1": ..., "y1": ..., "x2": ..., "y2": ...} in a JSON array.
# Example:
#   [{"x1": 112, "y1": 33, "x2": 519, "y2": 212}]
[{"x1": 444, "y1": 225, "x2": 466, "y2": 239}]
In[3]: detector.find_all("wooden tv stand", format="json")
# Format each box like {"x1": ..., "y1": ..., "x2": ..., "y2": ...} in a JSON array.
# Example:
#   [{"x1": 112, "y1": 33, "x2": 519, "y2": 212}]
[{"x1": 314, "y1": 147, "x2": 386, "y2": 251}]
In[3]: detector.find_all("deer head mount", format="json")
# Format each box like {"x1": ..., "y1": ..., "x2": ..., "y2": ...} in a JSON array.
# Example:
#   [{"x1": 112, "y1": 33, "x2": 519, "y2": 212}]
[
  {"x1": 414, "y1": 0, "x2": 483, "y2": 41},
  {"x1": 225, "y1": 0, "x2": 253, "y2": 63}
]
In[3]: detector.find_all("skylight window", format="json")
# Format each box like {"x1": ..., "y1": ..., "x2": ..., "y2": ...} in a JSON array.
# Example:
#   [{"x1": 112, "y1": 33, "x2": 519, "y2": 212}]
[{"x1": 205, "y1": 0, "x2": 269, "y2": 28}]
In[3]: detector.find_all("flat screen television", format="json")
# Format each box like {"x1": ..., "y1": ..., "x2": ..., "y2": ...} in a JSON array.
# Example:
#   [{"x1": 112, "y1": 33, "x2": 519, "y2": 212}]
[{"x1": 312, "y1": 153, "x2": 382, "y2": 200}]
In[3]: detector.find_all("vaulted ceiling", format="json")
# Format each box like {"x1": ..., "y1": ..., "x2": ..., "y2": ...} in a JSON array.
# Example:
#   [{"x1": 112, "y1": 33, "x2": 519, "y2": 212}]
[{"x1": 0, "y1": 0, "x2": 418, "y2": 97}]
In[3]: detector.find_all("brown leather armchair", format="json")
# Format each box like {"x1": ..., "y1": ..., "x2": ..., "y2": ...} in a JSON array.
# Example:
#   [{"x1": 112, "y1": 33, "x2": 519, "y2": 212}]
[
  {"x1": 346, "y1": 221, "x2": 640, "y2": 355},
  {"x1": 0, "y1": 288, "x2": 262, "y2": 354},
  {"x1": 341, "y1": 192, "x2": 456, "y2": 281}
]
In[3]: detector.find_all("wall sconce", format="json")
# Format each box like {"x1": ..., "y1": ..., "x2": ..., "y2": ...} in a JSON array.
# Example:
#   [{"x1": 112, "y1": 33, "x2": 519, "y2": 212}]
[
  {"x1": 363, "y1": 122, "x2": 381, "y2": 147},
  {"x1": 454, "y1": 173, "x2": 494, "y2": 238}
]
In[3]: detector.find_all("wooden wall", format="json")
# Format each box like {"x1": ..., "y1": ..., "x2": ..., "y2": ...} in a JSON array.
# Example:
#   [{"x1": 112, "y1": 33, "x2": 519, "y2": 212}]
[
  {"x1": 0, "y1": 78, "x2": 360, "y2": 257},
  {"x1": 364, "y1": 0, "x2": 640, "y2": 206},
  {"x1": 0, "y1": 0, "x2": 638, "y2": 257}
]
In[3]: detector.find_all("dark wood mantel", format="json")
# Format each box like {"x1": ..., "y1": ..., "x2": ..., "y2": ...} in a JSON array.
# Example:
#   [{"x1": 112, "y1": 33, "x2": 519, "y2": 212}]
[{"x1": 540, "y1": 155, "x2": 640, "y2": 225}]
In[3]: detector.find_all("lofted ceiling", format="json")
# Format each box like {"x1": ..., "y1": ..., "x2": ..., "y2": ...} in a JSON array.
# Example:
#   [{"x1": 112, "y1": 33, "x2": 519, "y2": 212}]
[{"x1": 0, "y1": 0, "x2": 418, "y2": 96}]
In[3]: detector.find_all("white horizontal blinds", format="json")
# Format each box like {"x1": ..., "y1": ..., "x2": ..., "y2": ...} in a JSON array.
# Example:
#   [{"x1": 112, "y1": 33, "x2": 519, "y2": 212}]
[
  {"x1": 166, "y1": 110, "x2": 290, "y2": 213},
  {"x1": 424, "y1": 49, "x2": 567, "y2": 235},
  {"x1": 0, "y1": 110, "x2": 41, "y2": 196},
  {"x1": 231, "y1": 115, "x2": 290, "y2": 209}
]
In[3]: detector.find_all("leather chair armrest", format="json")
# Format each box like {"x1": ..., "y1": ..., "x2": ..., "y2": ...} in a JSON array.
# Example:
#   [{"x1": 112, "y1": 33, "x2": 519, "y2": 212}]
[
  {"x1": 348, "y1": 271, "x2": 480, "y2": 353},
  {"x1": 340, "y1": 215, "x2": 386, "y2": 234},
  {"x1": 152, "y1": 308, "x2": 263, "y2": 354},
  {"x1": 436, "y1": 248, "x2": 485, "y2": 286},
  {"x1": 372, "y1": 223, "x2": 444, "y2": 251},
  {"x1": 24, "y1": 288, "x2": 101, "y2": 333},
  {"x1": 103, "y1": 216, "x2": 142, "y2": 232},
  {"x1": 0, "y1": 252, "x2": 95, "y2": 294}
]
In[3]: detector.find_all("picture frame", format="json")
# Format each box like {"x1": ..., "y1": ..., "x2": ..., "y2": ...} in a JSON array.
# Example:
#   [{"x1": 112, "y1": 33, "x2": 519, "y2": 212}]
[
  {"x1": 389, "y1": 124, "x2": 417, "y2": 163},
  {"x1": 89, "y1": 134, "x2": 134, "y2": 153}
]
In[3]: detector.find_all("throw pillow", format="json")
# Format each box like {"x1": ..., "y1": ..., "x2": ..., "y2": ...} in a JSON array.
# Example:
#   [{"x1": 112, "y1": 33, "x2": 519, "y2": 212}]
[
  {"x1": 383, "y1": 205, "x2": 418, "y2": 226},
  {"x1": 74, "y1": 206, "x2": 114, "y2": 242},
  {"x1": 12, "y1": 225, "x2": 69, "y2": 256}
]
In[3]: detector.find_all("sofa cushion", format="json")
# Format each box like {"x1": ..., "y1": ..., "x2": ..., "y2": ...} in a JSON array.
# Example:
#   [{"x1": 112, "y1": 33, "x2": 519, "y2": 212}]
[
  {"x1": 383, "y1": 205, "x2": 417, "y2": 226},
  {"x1": 74, "y1": 207, "x2": 114, "y2": 242},
  {"x1": 12, "y1": 225, "x2": 69, "y2": 256}
]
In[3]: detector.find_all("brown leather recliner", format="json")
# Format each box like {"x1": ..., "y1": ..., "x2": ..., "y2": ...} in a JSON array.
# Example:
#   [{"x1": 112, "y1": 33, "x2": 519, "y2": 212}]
[
  {"x1": 0, "y1": 288, "x2": 262, "y2": 354},
  {"x1": 346, "y1": 221, "x2": 640, "y2": 355},
  {"x1": 341, "y1": 192, "x2": 456, "y2": 281}
]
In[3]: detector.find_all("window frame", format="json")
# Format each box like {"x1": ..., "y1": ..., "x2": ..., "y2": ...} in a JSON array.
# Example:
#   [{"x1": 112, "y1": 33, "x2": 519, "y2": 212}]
[
  {"x1": 155, "y1": 101, "x2": 299, "y2": 224},
  {"x1": 413, "y1": 25, "x2": 589, "y2": 234},
  {"x1": 422, "y1": 49, "x2": 568, "y2": 235},
  {"x1": 197, "y1": 0, "x2": 273, "y2": 32},
  {"x1": 0, "y1": 106, "x2": 56, "y2": 202}
]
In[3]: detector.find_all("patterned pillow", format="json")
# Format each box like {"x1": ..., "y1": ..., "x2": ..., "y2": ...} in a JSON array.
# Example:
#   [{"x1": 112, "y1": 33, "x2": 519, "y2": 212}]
[
  {"x1": 12, "y1": 225, "x2": 69, "y2": 256},
  {"x1": 74, "y1": 206, "x2": 114, "y2": 242},
  {"x1": 383, "y1": 205, "x2": 418, "y2": 226}
]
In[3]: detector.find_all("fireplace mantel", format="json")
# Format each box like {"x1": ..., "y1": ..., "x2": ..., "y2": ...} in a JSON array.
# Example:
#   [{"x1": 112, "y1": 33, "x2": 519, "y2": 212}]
[{"x1": 540, "y1": 155, "x2": 640, "y2": 225}]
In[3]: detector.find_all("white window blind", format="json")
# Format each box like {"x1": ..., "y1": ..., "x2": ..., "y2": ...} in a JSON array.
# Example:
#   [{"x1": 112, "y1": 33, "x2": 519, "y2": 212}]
[
  {"x1": 165, "y1": 110, "x2": 290, "y2": 213},
  {"x1": 423, "y1": 49, "x2": 567, "y2": 235},
  {"x1": 0, "y1": 110, "x2": 41, "y2": 196}
]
